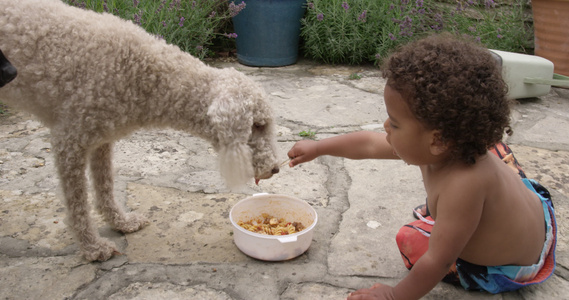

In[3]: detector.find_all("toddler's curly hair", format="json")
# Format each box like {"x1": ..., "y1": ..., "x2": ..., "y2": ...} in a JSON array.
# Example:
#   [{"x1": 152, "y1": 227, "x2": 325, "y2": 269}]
[{"x1": 382, "y1": 33, "x2": 513, "y2": 164}]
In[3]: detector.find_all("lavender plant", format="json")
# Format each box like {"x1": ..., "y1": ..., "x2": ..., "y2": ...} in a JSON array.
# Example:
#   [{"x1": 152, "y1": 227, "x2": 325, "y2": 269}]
[
  {"x1": 302, "y1": 0, "x2": 533, "y2": 65},
  {"x1": 301, "y1": 0, "x2": 390, "y2": 64},
  {"x1": 444, "y1": 0, "x2": 533, "y2": 53},
  {"x1": 63, "y1": 0, "x2": 245, "y2": 60}
]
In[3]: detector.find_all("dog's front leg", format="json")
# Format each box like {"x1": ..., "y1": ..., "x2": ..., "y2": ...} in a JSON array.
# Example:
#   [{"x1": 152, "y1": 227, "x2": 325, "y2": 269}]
[
  {"x1": 52, "y1": 138, "x2": 119, "y2": 261},
  {"x1": 89, "y1": 143, "x2": 148, "y2": 233}
]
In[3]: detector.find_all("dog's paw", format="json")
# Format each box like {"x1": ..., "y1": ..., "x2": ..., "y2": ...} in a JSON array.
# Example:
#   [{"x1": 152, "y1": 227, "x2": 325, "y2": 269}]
[
  {"x1": 113, "y1": 212, "x2": 149, "y2": 233},
  {"x1": 81, "y1": 238, "x2": 120, "y2": 262}
]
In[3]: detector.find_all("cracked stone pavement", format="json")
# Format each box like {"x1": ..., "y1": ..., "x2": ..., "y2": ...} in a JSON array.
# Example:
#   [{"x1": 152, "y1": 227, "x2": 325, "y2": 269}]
[{"x1": 1, "y1": 59, "x2": 568, "y2": 299}]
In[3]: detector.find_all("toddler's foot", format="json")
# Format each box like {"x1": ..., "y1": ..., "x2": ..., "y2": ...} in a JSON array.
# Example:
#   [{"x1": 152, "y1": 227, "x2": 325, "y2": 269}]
[{"x1": 413, "y1": 204, "x2": 430, "y2": 219}]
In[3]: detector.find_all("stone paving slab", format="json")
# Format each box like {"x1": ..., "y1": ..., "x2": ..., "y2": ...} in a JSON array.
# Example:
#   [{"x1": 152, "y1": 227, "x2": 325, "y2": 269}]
[{"x1": 0, "y1": 59, "x2": 568, "y2": 299}]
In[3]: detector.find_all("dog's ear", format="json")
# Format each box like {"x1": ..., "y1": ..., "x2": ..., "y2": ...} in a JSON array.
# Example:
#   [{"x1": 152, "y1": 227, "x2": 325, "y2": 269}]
[
  {"x1": 207, "y1": 95, "x2": 254, "y2": 146},
  {"x1": 207, "y1": 96, "x2": 255, "y2": 188}
]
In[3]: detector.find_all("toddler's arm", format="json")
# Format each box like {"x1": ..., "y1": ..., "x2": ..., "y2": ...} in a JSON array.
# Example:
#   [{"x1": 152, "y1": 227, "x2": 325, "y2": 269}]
[
  {"x1": 287, "y1": 131, "x2": 398, "y2": 167},
  {"x1": 349, "y1": 175, "x2": 484, "y2": 299}
]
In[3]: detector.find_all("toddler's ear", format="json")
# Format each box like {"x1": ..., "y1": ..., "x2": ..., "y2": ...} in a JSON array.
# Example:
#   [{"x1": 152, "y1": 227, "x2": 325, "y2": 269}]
[{"x1": 429, "y1": 130, "x2": 449, "y2": 156}]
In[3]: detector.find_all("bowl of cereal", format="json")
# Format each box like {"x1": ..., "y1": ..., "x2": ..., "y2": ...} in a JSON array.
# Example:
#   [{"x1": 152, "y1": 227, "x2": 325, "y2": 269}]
[{"x1": 229, "y1": 193, "x2": 318, "y2": 261}]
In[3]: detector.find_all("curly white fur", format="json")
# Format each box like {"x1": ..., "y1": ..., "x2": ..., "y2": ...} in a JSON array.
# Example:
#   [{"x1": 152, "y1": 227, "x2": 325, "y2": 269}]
[{"x1": 0, "y1": 0, "x2": 280, "y2": 261}]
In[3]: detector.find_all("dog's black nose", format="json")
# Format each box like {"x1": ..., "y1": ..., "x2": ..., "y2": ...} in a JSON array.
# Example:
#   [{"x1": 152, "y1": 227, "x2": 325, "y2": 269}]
[
  {"x1": 0, "y1": 50, "x2": 17, "y2": 88},
  {"x1": 271, "y1": 167, "x2": 280, "y2": 175},
  {"x1": 0, "y1": 65, "x2": 18, "y2": 87}
]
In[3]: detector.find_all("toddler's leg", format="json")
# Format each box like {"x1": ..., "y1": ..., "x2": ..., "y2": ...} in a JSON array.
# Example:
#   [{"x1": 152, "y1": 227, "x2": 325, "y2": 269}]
[{"x1": 396, "y1": 217, "x2": 460, "y2": 284}]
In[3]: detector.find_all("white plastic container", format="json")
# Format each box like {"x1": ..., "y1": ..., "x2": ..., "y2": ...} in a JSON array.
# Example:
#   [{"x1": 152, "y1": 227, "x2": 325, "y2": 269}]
[
  {"x1": 230, "y1": 194, "x2": 318, "y2": 261},
  {"x1": 490, "y1": 49, "x2": 554, "y2": 99}
]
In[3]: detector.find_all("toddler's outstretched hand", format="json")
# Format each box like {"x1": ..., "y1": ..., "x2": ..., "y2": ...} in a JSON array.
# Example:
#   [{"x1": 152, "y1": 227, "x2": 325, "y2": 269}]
[
  {"x1": 347, "y1": 283, "x2": 395, "y2": 300},
  {"x1": 287, "y1": 140, "x2": 319, "y2": 167}
]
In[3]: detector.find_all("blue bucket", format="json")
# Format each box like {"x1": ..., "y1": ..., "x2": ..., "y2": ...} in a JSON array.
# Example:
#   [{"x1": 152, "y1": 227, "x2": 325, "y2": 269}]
[{"x1": 232, "y1": 0, "x2": 307, "y2": 67}]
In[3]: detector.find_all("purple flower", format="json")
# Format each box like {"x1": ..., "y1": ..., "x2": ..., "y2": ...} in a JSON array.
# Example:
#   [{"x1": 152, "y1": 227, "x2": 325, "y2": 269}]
[
  {"x1": 155, "y1": 0, "x2": 166, "y2": 14},
  {"x1": 224, "y1": 33, "x2": 238, "y2": 38},
  {"x1": 133, "y1": 10, "x2": 142, "y2": 26},
  {"x1": 468, "y1": 26, "x2": 476, "y2": 32},
  {"x1": 209, "y1": 11, "x2": 216, "y2": 18},
  {"x1": 196, "y1": 45, "x2": 204, "y2": 51},
  {"x1": 399, "y1": 16, "x2": 413, "y2": 37},
  {"x1": 342, "y1": 2, "x2": 349, "y2": 11},
  {"x1": 401, "y1": 16, "x2": 412, "y2": 27},
  {"x1": 497, "y1": 34, "x2": 503, "y2": 39},
  {"x1": 389, "y1": 33, "x2": 396, "y2": 40},
  {"x1": 401, "y1": 0, "x2": 409, "y2": 5},
  {"x1": 178, "y1": 17, "x2": 185, "y2": 27},
  {"x1": 69, "y1": 0, "x2": 87, "y2": 9},
  {"x1": 317, "y1": 13, "x2": 324, "y2": 21},
  {"x1": 389, "y1": 3, "x2": 395, "y2": 10},
  {"x1": 308, "y1": 2, "x2": 314, "y2": 9},
  {"x1": 133, "y1": 0, "x2": 139, "y2": 8},
  {"x1": 162, "y1": 21, "x2": 167, "y2": 27},
  {"x1": 485, "y1": 0, "x2": 495, "y2": 8},
  {"x1": 456, "y1": 1, "x2": 464, "y2": 11},
  {"x1": 416, "y1": 0, "x2": 423, "y2": 7},
  {"x1": 229, "y1": 1, "x2": 246, "y2": 17},
  {"x1": 430, "y1": 24, "x2": 442, "y2": 31},
  {"x1": 103, "y1": 0, "x2": 108, "y2": 12},
  {"x1": 170, "y1": 0, "x2": 181, "y2": 10},
  {"x1": 358, "y1": 10, "x2": 367, "y2": 22},
  {"x1": 431, "y1": 13, "x2": 444, "y2": 31},
  {"x1": 375, "y1": 53, "x2": 381, "y2": 60}
]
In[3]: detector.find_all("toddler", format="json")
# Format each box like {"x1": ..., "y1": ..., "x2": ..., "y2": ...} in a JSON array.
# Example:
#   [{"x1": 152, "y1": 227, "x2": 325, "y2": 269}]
[{"x1": 287, "y1": 34, "x2": 556, "y2": 299}]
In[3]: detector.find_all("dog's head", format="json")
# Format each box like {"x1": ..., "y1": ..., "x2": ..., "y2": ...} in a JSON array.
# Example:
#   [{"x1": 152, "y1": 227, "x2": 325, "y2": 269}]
[
  {"x1": 208, "y1": 69, "x2": 280, "y2": 188},
  {"x1": 0, "y1": 50, "x2": 17, "y2": 88}
]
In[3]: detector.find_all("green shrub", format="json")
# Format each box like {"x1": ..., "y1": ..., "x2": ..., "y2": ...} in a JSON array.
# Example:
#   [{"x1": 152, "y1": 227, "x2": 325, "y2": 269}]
[
  {"x1": 444, "y1": 0, "x2": 533, "y2": 53},
  {"x1": 63, "y1": 0, "x2": 241, "y2": 59},
  {"x1": 302, "y1": 0, "x2": 533, "y2": 65},
  {"x1": 301, "y1": 0, "x2": 390, "y2": 65}
]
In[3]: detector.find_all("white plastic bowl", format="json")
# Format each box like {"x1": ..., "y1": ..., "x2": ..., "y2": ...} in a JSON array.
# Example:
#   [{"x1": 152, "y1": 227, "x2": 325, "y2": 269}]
[{"x1": 230, "y1": 193, "x2": 318, "y2": 261}]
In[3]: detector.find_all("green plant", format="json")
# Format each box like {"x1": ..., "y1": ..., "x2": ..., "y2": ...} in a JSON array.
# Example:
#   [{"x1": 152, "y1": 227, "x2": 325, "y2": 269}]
[
  {"x1": 0, "y1": 103, "x2": 8, "y2": 115},
  {"x1": 348, "y1": 72, "x2": 362, "y2": 80},
  {"x1": 298, "y1": 130, "x2": 316, "y2": 139},
  {"x1": 444, "y1": 0, "x2": 533, "y2": 53},
  {"x1": 63, "y1": 0, "x2": 245, "y2": 60},
  {"x1": 302, "y1": 0, "x2": 390, "y2": 65},
  {"x1": 301, "y1": 0, "x2": 534, "y2": 65}
]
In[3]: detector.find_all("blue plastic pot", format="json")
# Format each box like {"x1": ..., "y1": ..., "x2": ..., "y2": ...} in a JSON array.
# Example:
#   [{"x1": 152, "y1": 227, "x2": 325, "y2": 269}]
[{"x1": 232, "y1": 0, "x2": 307, "y2": 67}]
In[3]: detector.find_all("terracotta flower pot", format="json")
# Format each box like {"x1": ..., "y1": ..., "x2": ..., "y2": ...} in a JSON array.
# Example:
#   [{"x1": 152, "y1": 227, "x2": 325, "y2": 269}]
[{"x1": 532, "y1": 0, "x2": 569, "y2": 76}]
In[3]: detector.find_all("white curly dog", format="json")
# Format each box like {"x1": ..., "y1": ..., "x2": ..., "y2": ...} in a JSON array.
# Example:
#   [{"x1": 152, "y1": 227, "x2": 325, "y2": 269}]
[{"x1": 0, "y1": 0, "x2": 281, "y2": 261}]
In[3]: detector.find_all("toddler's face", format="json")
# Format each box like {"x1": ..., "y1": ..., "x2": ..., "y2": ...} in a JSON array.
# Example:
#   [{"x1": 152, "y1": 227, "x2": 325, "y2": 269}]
[{"x1": 383, "y1": 84, "x2": 434, "y2": 166}]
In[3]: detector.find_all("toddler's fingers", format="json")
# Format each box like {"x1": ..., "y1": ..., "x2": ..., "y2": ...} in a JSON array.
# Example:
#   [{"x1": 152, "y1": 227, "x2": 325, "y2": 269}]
[{"x1": 288, "y1": 157, "x2": 298, "y2": 167}]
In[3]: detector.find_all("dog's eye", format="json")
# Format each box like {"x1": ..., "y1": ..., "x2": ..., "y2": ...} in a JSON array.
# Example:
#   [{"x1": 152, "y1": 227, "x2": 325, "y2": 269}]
[{"x1": 253, "y1": 122, "x2": 265, "y2": 131}]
